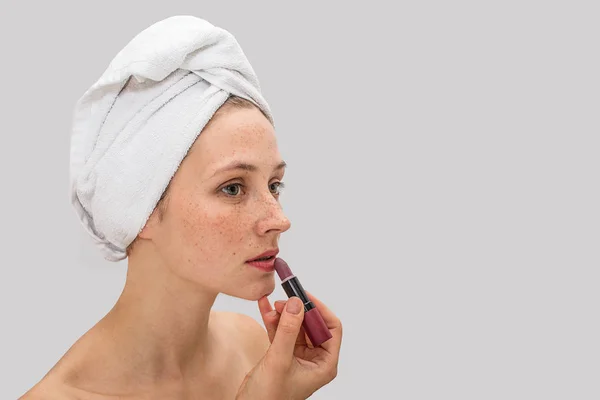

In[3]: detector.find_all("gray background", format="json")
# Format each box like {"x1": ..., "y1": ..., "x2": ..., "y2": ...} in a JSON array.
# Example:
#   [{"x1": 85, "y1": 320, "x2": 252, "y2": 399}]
[{"x1": 1, "y1": 1, "x2": 598, "y2": 399}]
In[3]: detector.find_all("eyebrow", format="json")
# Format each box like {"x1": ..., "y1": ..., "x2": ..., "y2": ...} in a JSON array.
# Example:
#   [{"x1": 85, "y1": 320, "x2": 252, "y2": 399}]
[{"x1": 211, "y1": 160, "x2": 287, "y2": 178}]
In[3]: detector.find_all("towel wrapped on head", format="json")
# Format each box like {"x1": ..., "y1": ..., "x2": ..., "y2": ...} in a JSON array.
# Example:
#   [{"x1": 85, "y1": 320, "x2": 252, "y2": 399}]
[{"x1": 69, "y1": 15, "x2": 273, "y2": 262}]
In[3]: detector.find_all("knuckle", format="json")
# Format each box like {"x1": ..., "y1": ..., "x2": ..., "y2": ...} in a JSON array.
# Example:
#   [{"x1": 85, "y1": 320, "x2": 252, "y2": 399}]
[
  {"x1": 327, "y1": 366, "x2": 338, "y2": 381},
  {"x1": 320, "y1": 365, "x2": 338, "y2": 384},
  {"x1": 331, "y1": 365, "x2": 339, "y2": 378}
]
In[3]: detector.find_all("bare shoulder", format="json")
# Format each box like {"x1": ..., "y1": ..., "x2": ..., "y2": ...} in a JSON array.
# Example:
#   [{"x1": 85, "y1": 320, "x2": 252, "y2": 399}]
[
  {"x1": 18, "y1": 379, "x2": 74, "y2": 400},
  {"x1": 211, "y1": 310, "x2": 270, "y2": 362},
  {"x1": 18, "y1": 347, "x2": 85, "y2": 400}
]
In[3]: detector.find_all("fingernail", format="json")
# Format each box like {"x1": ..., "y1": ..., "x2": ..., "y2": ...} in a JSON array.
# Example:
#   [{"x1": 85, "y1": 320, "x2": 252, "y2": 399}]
[{"x1": 286, "y1": 297, "x2": 302, "y2": 314}]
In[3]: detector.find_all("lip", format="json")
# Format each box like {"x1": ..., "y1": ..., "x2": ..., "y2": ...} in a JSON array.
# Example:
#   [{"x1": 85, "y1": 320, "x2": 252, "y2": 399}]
[
  {"x1": 246, "y1": 248, "x2": 279, "y2": 272},
  {"x1": 246, "y1": 257, "x2": 277, "y2": 272},
  {"x1": 247, "y1": 248, "x2": 279, "y2": 262}
]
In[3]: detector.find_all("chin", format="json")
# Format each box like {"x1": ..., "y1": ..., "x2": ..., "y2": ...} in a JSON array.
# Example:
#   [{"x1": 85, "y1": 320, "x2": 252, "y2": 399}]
[{"x1": 229, "y1": 276, "x2": 276, "y2": 301}]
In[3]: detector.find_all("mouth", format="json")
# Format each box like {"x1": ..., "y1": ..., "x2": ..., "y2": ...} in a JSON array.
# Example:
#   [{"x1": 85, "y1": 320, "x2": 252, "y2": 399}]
[
  {"x1": 246, "y1": 256, "x2": 276, "y2": 271},
  {"x1": 246, "y1": 249, "x2": 279, "y2": 271}
]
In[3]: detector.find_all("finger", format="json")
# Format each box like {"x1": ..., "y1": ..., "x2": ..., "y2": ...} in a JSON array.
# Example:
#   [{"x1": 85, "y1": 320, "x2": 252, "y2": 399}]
[
  {"x1": 258, "y1": 295, "x2": 274, "y2": 314},
  {"x1": 266, "y1": 312, "x2": 282, "y2": 344},
  {"x1": 258, "y1": 296, "x2": 280, "y2": 343},
  {"x1": 297, "y1": 325, "x2": 310, "y2": 347},
  {"x1": 274, "y1": 300, "x2": 287, "y2": 314},
  {"x1": 268, "y1": 296, "x2": 305, "y2": 363},
  {"x1": 305, "y1": 291, "x2": 343, "y2": 354},
  {"x1": 274, "y1": 300, "x2": 310, "y2": 346}
]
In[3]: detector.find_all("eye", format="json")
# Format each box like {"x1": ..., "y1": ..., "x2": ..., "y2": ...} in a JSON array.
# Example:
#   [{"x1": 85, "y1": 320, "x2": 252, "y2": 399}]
[
  {"x1": 219, "y1": 181, "x2": 286, "y2": 198},
  {"x1": 270, "y1": 181, "x2": 286, "y2": 195},
  {"x1": 221, "y1": 183, "x2": 244, "y2": 196}
]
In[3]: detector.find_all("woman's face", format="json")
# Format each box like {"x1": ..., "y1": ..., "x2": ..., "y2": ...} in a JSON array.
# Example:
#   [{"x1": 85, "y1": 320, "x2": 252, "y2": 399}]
[{"x1": 145, "y1": 105, "x2": 291, "y2": 300}]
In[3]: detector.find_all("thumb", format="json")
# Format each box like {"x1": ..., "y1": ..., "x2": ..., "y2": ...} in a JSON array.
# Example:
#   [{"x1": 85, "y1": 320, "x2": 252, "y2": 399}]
[{"x1": 268, "y1": 296, "x2": 305, "y2": 364}]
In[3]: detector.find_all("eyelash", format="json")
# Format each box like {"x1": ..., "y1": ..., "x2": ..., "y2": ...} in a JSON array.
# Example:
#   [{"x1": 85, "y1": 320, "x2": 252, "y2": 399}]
[{"x1": 220, "y1": 181, "x2": 286, "y2": 198}]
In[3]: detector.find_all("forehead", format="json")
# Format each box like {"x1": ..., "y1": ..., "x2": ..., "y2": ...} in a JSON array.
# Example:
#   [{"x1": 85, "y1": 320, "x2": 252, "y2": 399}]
[{"x1": 188, "y1": 107, "x2": 281, "y2": 174}]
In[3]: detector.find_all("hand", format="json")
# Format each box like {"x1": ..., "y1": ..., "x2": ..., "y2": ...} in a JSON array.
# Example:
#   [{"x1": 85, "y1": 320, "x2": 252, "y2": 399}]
[{"x1": 235, "y1": 292, "x2": 343, "y2": 400}]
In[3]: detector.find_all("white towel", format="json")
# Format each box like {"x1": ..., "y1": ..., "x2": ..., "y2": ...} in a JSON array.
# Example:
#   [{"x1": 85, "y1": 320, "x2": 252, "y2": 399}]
[{"x1": 69, "y1": 15, "x2": 272, "y2": 261}]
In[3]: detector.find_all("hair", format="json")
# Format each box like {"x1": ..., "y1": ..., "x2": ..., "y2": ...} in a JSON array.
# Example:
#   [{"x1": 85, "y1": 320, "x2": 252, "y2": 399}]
[{"x1": 125, "y1": 95, "x2": 265, "y2": 257}]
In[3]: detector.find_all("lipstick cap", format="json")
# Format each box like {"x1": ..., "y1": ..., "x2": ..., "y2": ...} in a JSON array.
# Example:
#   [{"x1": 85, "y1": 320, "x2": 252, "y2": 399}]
[{"x1": 302, "y1": 308, "x2": 333, "y2": 347}]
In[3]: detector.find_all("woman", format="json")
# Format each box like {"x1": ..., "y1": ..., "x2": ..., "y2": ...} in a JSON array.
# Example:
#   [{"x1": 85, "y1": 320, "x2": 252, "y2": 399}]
[{"x1": 21, "y1": 16, "x2": 342, "y2": 400}]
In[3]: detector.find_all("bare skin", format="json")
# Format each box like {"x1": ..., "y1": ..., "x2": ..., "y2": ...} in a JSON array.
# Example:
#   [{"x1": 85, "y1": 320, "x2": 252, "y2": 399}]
[
  {"x1": 21, "y1": 311, "x2": 270, "y2": 399},
  {"x1": 20, "y1": 104, "x2": 291, "y2": 399}
]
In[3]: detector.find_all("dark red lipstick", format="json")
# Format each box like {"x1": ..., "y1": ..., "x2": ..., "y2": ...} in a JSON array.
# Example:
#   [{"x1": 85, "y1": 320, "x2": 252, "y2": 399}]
[{"x1": 274, "y1": 257, "x2": 333, "y2": 347}]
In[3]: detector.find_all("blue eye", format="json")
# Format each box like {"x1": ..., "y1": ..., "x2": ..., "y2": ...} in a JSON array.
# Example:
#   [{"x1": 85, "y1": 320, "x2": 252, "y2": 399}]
[
  {"x1": 220, "y1": 181, "x2": 285, "y2": 197},
  {"x1": 270, "y1": 181, "x2": 285, "y2": 195},
  {"x1": 222, "y1": 184, "x2": 243, "y2": 196}
]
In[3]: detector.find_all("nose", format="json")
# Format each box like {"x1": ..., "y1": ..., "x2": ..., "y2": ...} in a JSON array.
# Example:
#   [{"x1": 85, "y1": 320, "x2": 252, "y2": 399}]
[{"x1": 255, "y1": 192, "x2": 292, "y2": 236}]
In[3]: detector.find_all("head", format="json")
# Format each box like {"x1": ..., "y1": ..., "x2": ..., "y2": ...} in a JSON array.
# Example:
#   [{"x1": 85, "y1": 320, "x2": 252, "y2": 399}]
[{"x1": 126, "y1": 96, "x2": 291, "y2": 299}]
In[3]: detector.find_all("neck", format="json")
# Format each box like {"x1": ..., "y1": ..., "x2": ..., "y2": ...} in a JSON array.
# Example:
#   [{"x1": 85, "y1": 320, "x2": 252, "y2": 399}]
[
  {"x1": 69, "y1": 247, "x2": 220, "y2": 391},
  {"x1": 114, "y1": 254, "x2": 218, "y2": 375}
]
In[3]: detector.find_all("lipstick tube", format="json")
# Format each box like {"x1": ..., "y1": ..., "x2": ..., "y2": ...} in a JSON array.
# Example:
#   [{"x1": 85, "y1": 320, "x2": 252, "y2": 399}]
[{"x1": 274, "y1": 257, "x2": 333, "y2": 347}]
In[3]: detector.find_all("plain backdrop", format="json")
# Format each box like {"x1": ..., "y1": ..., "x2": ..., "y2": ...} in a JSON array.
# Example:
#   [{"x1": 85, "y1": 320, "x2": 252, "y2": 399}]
[{"x1": 1, "y1": 1, "x2": 598, "y2": 399}]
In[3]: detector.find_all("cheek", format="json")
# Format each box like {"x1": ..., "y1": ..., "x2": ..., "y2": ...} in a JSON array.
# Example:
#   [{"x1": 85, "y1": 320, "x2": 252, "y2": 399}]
[{"x1": 179, "y1": 201, "x2": 248, "y2": 257}]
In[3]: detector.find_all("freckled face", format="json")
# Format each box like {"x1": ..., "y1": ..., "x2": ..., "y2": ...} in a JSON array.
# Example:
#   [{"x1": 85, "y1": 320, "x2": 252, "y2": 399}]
[{"x1": 151, "y1": 106, "x2": 291, "y2": 300}]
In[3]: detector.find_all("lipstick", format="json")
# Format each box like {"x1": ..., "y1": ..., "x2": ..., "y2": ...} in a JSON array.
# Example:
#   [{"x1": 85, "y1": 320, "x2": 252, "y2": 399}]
[{"x1": 274, "y1": 257, "x2": 333, "y2": 347}]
